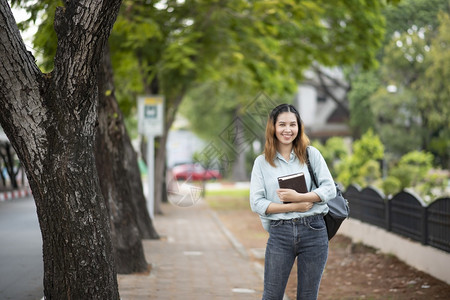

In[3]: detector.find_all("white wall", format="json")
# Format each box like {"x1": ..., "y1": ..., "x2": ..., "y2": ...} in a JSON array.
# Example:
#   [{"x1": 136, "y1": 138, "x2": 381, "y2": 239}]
[
  {"x1": 339, "y1": 218, "x2": 450, "y2": 285},
  {"x1": 297, "y1": 84, "x2": 317, "y2": 126}
]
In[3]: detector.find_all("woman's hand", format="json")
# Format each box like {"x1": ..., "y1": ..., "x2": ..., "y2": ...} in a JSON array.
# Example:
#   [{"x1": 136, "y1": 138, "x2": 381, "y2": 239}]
[
  {"x1": 277, "y1": 188, "x2": 322, "y2": 204},
  {"x1": 277, "y1": 188, "x2": 300, "y2": 203},
  {"x1": 265, "y1": 201, "x2": 314, "y2": 214},
  {"x1": 290, "y1": 202, "x2": 314, "y2": 212}
]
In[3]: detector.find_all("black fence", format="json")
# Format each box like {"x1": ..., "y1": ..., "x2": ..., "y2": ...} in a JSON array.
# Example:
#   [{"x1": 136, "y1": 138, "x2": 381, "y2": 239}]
[{"x1": 343, "y1": 184, "x2": 450, "y2": 254}]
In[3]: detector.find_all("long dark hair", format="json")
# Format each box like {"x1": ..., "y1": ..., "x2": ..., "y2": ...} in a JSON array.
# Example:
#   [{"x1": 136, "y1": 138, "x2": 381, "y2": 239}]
[{"x1": 264, "y1": 104, "x2": 310, "y2": 167}]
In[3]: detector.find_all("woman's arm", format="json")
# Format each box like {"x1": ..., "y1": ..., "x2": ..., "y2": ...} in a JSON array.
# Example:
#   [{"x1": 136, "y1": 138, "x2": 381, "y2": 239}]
[
  {"x1": 251, "y1": 156, "x2": 313, "y2": 216},
  {"x1": 266, "y1": 201, "x2": 313, "y2": 214},
  {"x1": 307, "y1": 146, "x2": 336, "y2": 203},
  {"x1": 276, "y1": 189, "x2": 321, "y2": 203}
]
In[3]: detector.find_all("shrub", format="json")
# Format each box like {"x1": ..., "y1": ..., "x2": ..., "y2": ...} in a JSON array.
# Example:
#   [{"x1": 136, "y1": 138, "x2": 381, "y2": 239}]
[
  {"x1": 360, "y1": 160, "x2": 381, "y2": 185},
  {"x1": 312, "y1": 137, "x2": 349, "y2": 178},
  {"x1": 382, "y1": 176, "x2": 402, "y2": 197},
  {"x1": 336, "y1": 130, "x2": 384, "y2": 187},
  {"x1": 389, "y1": 150, "x2": 434, "y2": 189}
]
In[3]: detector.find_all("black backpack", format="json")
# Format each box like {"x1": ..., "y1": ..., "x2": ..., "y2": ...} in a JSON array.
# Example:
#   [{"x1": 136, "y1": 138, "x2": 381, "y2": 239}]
[{"x1": 306, "y1": 147, "x2": 349, "y2": 240}]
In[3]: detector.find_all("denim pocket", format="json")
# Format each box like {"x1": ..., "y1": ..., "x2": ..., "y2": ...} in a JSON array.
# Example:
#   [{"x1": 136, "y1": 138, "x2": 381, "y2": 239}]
[
  {"x1": 307, "y1": 217, "x2": 326, "y2": 231},
  {"x1": 270, "y1": 220, "x2": 284, "y2": 228}
]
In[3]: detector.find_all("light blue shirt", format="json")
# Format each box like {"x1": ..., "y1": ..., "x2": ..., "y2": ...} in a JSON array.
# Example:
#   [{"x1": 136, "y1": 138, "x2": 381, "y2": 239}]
[{"x1": 250, "y1": 146, "x2": 336, "y2": 231}]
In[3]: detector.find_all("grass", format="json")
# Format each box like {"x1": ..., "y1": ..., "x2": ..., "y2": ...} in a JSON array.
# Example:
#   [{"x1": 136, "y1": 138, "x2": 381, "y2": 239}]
[
  {"x1": 204, "y1": 186, "x2": 250, "y2": 211},
  {"x1": 204, "y1": 188, "x2": 250, "y2": 197},
  {"x1": 204, "y1": 194, "x2": 250, "y2": 211},
  {"x1": 203, "y1": 185, "x2": 251, "y2": 211}
]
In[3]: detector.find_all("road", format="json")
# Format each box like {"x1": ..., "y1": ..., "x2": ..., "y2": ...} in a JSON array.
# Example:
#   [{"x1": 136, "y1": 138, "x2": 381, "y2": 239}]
[{"x1": 0, "y1": 196, "x2": 43, "y2": 300}]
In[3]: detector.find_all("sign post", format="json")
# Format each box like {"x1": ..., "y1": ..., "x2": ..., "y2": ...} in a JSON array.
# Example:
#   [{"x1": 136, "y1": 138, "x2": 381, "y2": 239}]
[{"x1": 138, "y1": 95, "x2": 164, "y2": 219}]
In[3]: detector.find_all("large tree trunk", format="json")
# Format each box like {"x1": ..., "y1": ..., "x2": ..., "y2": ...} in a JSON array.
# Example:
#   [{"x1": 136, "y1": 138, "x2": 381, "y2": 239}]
[
  {"x1": 0, "y1": 1, "x2": 122, "y2": 299},
  {"x1": 95, "y1": 45, "x2": 150, "y2": 274}
]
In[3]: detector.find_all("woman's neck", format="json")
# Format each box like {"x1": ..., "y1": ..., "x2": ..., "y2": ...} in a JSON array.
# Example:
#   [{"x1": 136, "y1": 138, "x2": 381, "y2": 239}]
[{"x1": 277, "y1": 143, "x2": 293, "y2": 161}]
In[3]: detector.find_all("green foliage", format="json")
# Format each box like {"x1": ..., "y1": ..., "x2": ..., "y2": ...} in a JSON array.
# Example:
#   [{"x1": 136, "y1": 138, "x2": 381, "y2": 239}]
[
  {"x1": 325, "y1": 137, "x2": 349, "y2": 160},
  {"x1": 336, "y1": 130, "x2": 384, "y2": 187},
  {"x1": 383, "y1": 150, "x2": 448, "y2": 200},
  {"x1": 311, "y1": 137, "x2": 348, "y2": 178},
  {"x1": 347, "y1": 0, "x2": 450, "y2": 168},
  {"x1": 315, "y1": 134, "x2": 446, "y2": 200},
  {"x1": 416, "y1": 13, "x2": 450, "y2": 129},
  {"x1": 389, "y1": 164, "x2": 417, "y2": 189},
  {"x1": 381, "y1": 29, "x2": 429, "y2": 86},
  {"x1": 398, "y1": 150, "x2": 434, "y2": 172},
  {"x1": 414, "y1": 13, "x2": 450, "y2": 168},
  {"x1": 10, "y1": 0, "x2": 61, "y2": 71},
  {"x1": 428, "y1": 130, "x2": 450, "y2": 168},
  {"x1": 353, "y1": 130, "x2": 384, "y2": 162},
  {"x1": 347, "y1": 71, "x2": 379, "y2": 137},
  {"x1": 383, "y1": 0, "x2": 450, "y2": 43},
  {"x1": 389, "y1": 150, "x2": 433, "y2": 189},
  {"x1": 369, "y1": 87, "x2": 423, "y2": 154},
  {"x1": 416, "y1": 172, "x2": 448, "y2": 201},
  {"x1": 15, "y1": 0, "x2": 393, "y2": 132},
  {"x1": 382, "y1": 176, "x2": 402, "y2": 196},
  {"x1": 360, "y1": 160, "x2": 382, "y2": 186}
]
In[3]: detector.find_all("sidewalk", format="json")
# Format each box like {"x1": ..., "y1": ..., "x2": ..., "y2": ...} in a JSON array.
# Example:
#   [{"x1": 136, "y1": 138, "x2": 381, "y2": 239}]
[{"x1": 117, "y1": 200, "x2": 264, "y2": 299}]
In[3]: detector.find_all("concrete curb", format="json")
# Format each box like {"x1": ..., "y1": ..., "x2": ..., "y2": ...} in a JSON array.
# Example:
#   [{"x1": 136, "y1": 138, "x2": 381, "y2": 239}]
[
  {"x1": 209, "y1": 210, "x2": 249, "y2": 259},
  {"x1": 0, "y1": 188, "x2": 32, "y2": 201}
]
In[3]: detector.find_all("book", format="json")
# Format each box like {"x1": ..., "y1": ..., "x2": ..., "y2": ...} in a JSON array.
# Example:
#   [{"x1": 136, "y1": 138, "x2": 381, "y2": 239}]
[{"x1": 277, "y1": 172, "x2": 308, "y2": 195}]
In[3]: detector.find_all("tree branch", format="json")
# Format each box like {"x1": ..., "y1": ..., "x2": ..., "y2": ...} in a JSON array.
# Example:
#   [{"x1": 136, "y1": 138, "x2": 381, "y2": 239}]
[{"x1": 313, "y1": 65, "x2": 350, "y2": 115}]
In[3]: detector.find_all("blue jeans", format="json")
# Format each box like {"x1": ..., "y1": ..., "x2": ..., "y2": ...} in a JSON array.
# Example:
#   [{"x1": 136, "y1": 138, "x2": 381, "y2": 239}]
[{"x1": 263, "y1": 215, "x2": 328, "y2": 300}]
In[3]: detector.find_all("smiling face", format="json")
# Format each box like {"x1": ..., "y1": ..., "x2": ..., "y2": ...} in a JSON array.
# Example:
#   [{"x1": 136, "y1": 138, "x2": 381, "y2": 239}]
[{"x1": 275, "y1": 112, "x2": 299, "y2": 147}]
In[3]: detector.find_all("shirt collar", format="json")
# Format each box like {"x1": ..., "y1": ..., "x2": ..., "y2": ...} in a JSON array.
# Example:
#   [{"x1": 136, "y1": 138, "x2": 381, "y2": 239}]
[{"x1": 276, "y1": 150, "x2": 295, "y2": 163}]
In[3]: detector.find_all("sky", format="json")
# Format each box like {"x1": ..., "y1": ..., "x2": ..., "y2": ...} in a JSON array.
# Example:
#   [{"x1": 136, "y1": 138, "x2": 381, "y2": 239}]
[{"x1": 11, "y1": 5, "x2": 39, "y2": 57}]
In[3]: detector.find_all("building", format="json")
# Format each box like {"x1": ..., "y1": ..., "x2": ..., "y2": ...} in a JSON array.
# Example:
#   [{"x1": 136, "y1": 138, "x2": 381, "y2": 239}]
[{"x1": 295, "y1": 67, "x2": 351, "y2": 141}]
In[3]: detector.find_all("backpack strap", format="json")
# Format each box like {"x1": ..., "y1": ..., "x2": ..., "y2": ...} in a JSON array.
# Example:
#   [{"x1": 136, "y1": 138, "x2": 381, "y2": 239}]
[{"x1": 306, "y1": 146, "x2": 319, "y2": 188}]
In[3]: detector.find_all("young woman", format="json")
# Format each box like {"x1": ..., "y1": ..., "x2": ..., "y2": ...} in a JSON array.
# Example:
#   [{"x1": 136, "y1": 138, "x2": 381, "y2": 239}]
[{"x1": 250, "y1": 104, "x2": 336, "y2": 300}]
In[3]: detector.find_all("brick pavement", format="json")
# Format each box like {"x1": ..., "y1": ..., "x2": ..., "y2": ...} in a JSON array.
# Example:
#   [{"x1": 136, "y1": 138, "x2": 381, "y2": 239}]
[{"x1": 118, "y1": 200, "x2": 264, "y2": 299}]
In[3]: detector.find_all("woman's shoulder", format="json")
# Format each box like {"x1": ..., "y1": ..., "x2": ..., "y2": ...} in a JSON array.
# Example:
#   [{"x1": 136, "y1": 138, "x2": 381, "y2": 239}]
[
  {"x1": 307, "y1": 145, "x2": 320, "y2": 155},
  {"x1": 251, "y1": 154, "x2": 268, "y2": 172},
  {"x1": 254, "y1": 153, "x2": 275, "y2": 167},
  {"x1": 307, "y1": 145, "x2": 323, "y2": 159},
  {"x1": 254, "y1": 153, "x2": 266, "y2": 163}
]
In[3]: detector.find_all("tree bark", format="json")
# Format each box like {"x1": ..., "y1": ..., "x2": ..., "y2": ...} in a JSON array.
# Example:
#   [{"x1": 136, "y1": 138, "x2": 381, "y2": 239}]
[
  {"x1": 95, "y1": 45, "x2": 151, "y2": 274},
  {"x1": 124, "y1": 133, "x2": 159, "y2": 239},
  {"x1": 100, "y1": 45, "x2": 158, "y2": 240},
  {"x1": 0, "y1": 1, "x2": 122, "y2": 298}
]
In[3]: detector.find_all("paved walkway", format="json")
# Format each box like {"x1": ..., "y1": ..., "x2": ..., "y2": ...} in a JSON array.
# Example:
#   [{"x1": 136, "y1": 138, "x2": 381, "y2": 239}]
[{"x1": 118, "y1": 200, "x2": 264, "y2": 299}]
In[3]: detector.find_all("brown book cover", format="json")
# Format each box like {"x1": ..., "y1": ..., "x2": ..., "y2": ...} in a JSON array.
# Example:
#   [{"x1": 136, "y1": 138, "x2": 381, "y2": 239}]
[{"x1": 277, "y1": 172, "x2": 308, "y2": 194}]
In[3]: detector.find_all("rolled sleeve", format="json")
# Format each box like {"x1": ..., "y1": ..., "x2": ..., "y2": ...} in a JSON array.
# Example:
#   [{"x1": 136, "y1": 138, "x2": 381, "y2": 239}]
[
  {"x1": 309, "y1": 146, "x2": 336, "y2": 203},
  {"x1": 249, "y1": 157, "x2": 272, "y2": 217}
]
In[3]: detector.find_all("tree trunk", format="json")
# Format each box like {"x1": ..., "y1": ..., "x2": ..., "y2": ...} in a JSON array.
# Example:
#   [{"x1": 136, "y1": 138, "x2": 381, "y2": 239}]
[
  {"x1": 98, "y1": 46, "x2": 158, "y2": 239},
  {"x1": 95, "y1": 45, "x2": 150, "y2": 274},
  {"x1": 154, "y1": 93, "x2": 185, "y2": 212},
  {"x1": 231, "y1": 111, "x2": 248, "y2": 181},
  {"x1": 0, "y1": 1, "x2": 122, "y2": 298},
  {"x1": 124, "y1": 134, "x2": 159, "y2": 239},
  {"x1": 154, "y1": 134, "x2": 166, "y2": 214}
]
